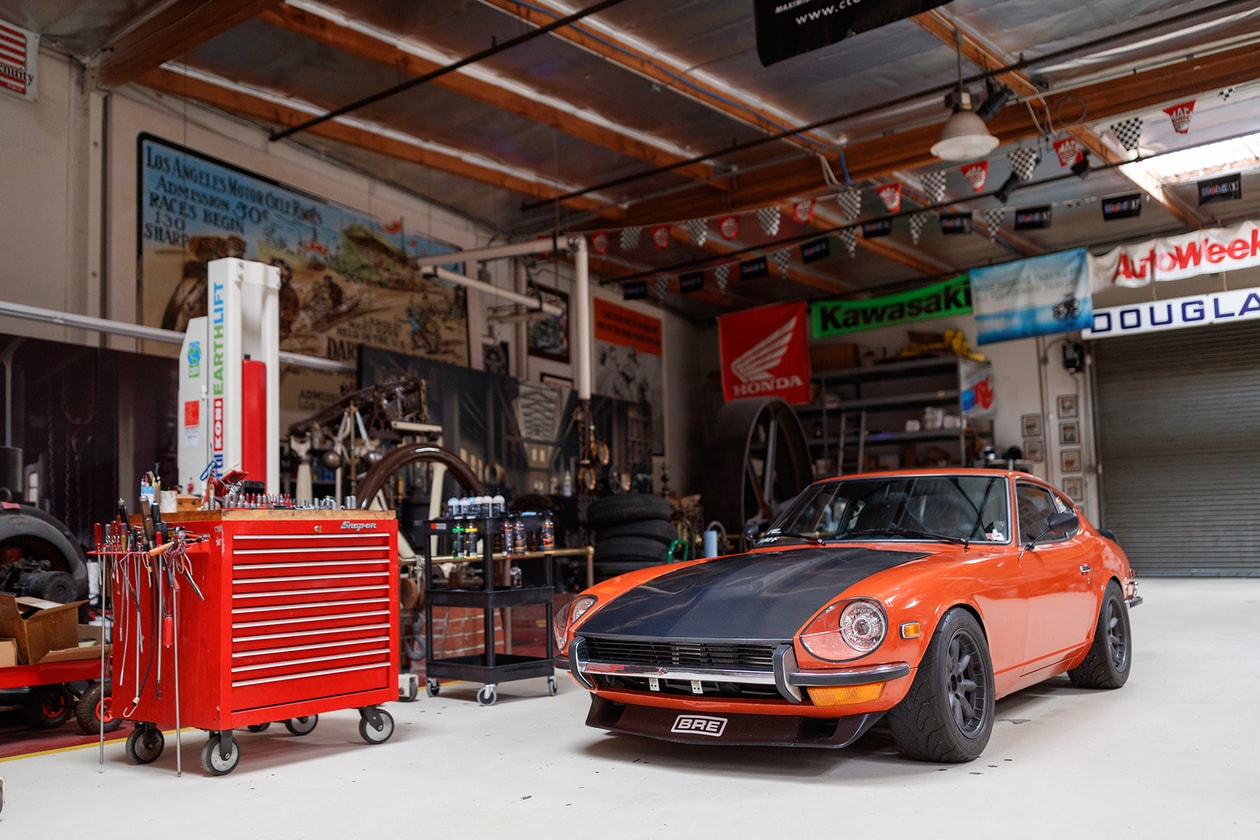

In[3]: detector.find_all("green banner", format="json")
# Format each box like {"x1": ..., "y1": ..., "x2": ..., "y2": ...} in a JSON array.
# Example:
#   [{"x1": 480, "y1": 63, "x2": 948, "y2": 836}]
[{"x1": 810, "y1": 274, "x2": 972, "y2": 338}]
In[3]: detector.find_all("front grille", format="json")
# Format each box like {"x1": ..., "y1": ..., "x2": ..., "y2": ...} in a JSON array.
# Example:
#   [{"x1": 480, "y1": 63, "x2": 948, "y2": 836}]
[{"x1": 582, "y1": 636, "x2": 780, "y2": 671}]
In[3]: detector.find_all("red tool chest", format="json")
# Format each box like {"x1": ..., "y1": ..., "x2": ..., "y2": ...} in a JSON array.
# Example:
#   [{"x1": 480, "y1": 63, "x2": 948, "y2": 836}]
[{"x1": 112, "y1": 509, "x2": 398, "y2": 775}]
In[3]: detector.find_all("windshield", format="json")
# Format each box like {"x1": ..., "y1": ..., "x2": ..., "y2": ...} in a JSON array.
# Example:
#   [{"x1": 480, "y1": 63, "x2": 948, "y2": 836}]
[{"x1": 758, "y1": 474, "x2": 1011, "y2": 545}]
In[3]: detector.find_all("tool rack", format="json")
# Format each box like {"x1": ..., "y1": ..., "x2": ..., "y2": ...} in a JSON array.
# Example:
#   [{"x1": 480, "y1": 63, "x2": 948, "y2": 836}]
[
  {"x1": 111, "y1": 509, "x2": 399, "y2": 775},
  {"x1": 422, "y1": 515, "x2": 556, "y2": 705}
]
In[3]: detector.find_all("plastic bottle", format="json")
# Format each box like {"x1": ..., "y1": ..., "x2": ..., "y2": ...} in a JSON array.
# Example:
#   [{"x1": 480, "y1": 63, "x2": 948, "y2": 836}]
[
  {"x1": 561, "y1": 471, "x2": 573, "y2": 497},
  {"x1": 491, "y1": 493, "x2": 506, "y2": 517},
  {"x1": 541, "y1": 512, "x2": 556, "y2": 552},
  {"x1": 513, "y1": 516, "x2": 526, "y2": 556},
  {"x1": 502, "y1": 517, "x2": 515, "y2": 555}
]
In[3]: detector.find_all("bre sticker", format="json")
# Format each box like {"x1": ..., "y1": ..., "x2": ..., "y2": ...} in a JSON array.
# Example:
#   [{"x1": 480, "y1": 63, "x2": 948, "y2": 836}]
[{"x1": 671, "y1": 714, "x2": 728, "y2": 737}]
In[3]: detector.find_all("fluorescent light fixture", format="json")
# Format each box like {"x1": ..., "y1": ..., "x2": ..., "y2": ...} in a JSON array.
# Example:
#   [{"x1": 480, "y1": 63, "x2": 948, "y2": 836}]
[{"x1": 1121, "y1": 132, "x2": 1260, "y2": 184}]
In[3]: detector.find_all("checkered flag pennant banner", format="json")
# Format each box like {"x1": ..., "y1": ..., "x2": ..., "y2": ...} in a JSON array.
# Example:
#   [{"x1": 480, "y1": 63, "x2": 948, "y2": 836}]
[
  {"x1": 909, "y1": 211, "x2": 929, "y2": 245},
  {"x1": 714, "y1": 263, "x2": 731, "y2": 293},
  {"x1": 655, "y1": 276, "x2": 669, "y2": 301},
  {"x1": 757, "y1": 206, "x2": 781, "y2": 237},
  {"x1": 772, "y1": 248, "x2": 792, "y2": 276},
  {"x1": 1109, "y1": 117, "x2": 1143, "y2": 152},
  {"x1": 838, "y1": 227, "x2": 857, "y2": 257},
  {"x1": 620, "y1": 226, "x2": 642, "y2": 251},
  {"x1": 984, "y1": 208, "x2": 1005, "y2": 241},
  {"x1": 1009, "y1": 147, "x2": 1038, "y2": 182},
  {"x1": 922, "y1": 170, "x2": 947, "y2": 205},
  {"x1": 686, "y1": 218, "x2": 708, "y2": 247},
  {"x1": 836, "y1": 189, "x2": 861, "y2": 221}
]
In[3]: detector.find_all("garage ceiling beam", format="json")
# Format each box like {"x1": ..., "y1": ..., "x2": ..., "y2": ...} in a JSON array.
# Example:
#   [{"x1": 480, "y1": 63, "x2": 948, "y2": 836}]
[{"x1": 96, "y1": 0, "x2": 285, "y2": 87}]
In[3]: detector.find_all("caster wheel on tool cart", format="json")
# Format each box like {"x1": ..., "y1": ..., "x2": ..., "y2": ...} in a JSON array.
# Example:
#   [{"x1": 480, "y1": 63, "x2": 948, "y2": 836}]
[
  {"x1": 476, "y1": 685, "x2": 498, "y2": 706},
  {"x1": 284, "y1": 715, "x2": 318, "y2": 736},
  {"x1": 246, "y1": 722, "x2": 271, "y2": 733},
  {"x1": 125, "y1": 726, "x2": 165, "y2": 764},
  {"x1": 75, "y1": 683, "x2": 122, "y2": 735},
  {"x1": 548, "y1": 676, "x2": 558, "y2": 696},
  {"x1": 425, "y1": 678, "x2": 440, "y2": 698},
  {"x1": 200, "y1": 735, "x2": 241, "y2": 776},
  {"x1": 358, "y1": 709, "x2": 395, "y2": 745}
]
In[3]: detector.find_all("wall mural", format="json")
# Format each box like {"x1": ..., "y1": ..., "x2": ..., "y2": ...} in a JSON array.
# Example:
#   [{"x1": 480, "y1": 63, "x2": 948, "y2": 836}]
[{"x1": 137, "y1": 133, "x2": 469, "y2": 366}]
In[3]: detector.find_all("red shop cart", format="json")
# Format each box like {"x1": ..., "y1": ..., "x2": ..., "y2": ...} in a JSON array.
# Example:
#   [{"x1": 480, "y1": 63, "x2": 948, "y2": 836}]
[{"x1": 112, "y1": 509, "x2": 398, "y2": 775}]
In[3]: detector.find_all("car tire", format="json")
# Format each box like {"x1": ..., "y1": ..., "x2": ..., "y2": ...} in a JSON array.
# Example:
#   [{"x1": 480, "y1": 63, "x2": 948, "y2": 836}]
[
  {"x1": 1067, "y1": 581, "x2": 1132, "y2": 689},
  {"x1": 887, "y1": 608, "x2": 995, "y2": 763},
  {"x1": 593, "y1": 535, "x2": 670, "y2": 565},
  {"x1": 585, "y1": 494, "x2": 671, "y2": 528},
  {"x1": 595, "y1": 519, "x2": 677, "y2": 545}
]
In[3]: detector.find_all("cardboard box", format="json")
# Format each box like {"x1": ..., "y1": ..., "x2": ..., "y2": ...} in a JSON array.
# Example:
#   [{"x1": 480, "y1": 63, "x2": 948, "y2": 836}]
[
  {"x1": 0, "y1": 594, "x2": 84, "y2": 664},
  {"x1": 40, "y1": 624, "x2": 111, "y2": 663},
  {"x1": 809, "y1": 342, "x2": 860, "y2": 372},
  {"x1": 0, "y1": 638, "x2": 17, "y2": 668}
]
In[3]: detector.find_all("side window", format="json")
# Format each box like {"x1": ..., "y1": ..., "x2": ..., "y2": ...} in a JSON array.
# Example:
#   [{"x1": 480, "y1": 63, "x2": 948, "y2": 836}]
[{"x1": 1016, "y1": 484, "x2": 1071, "y2": 544}]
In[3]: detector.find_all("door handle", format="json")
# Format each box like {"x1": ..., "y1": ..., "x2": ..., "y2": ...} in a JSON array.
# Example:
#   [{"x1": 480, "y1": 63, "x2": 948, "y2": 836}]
[{"x1": 1079, "y1": 564, "x2": 1091, "y2": 575}]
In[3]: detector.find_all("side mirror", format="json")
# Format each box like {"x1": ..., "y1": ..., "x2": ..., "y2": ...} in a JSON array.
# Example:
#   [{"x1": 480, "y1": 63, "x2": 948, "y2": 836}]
[
  {"x1": 743, "y1": 521, "x2": 760, "y2": 547},
  {"x1": 1047, "y1": 510, "x2": 1079, "y2": 534}
]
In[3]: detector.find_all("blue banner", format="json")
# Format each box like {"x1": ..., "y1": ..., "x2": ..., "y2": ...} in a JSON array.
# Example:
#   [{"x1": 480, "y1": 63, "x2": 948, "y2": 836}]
[{"x1": 971, "y1": 248, "x2": 1092, "y2": 345}]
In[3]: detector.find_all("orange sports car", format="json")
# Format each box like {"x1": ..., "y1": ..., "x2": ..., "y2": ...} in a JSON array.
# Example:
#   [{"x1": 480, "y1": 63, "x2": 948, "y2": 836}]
[{"x1": 554, "y1": 469, "x2": 1140, "y2": 762}]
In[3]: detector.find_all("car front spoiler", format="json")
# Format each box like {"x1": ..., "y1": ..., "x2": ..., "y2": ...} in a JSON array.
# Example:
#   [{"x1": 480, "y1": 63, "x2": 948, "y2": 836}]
[{"x1": 560, "y1": 638, "x2": 909, "y2": 704}]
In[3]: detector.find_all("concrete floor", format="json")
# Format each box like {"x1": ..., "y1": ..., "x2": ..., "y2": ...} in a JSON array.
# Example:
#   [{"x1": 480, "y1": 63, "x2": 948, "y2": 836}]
[{"x1": 0, "y1": 578, "x2": 1256, "y2": 838}]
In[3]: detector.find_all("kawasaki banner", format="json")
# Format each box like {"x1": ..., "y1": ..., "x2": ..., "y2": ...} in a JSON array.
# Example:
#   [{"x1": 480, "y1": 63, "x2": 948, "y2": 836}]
[
  {"x1": 810, "y1": 274, "x2": 972, "y2": 339},
  {"x1": 719, "y1": 301, "x2": 811, "y2": 404},
  {"x1": 753, "y1": 0, "x2": 951, "y2": 67},
  {"x1": 971, "y1": 248, "x2": 1092, "y2": 345}
]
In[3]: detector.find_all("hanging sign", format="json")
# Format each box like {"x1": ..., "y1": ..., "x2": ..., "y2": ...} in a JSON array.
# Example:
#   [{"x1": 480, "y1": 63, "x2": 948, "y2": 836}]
[
  {"x1": 971, "y1": 248, "x2": 1092, "y2": 345},
  {"x1": 1087, "y1": 218, "x2": 1260, "y2": 289},
  {"x1": 0, "y1": 20, "x2": 38, "y2": 102},
  {"x1": 1198, "y1": 172, "x2": 1241, "y2": 206},
  {"x1": 740, "y1": 255, "x2": 769, "y2": 281},
  {"x1": 862, "y1": 218, "x2": 893, "y2": 238},
  {"x1": 719, "y1": 301, "x2": 811, "y2": 404},
  {"x1": 719, "y1": 215, "x2": 740, "y2": 239},
  {"x1": 1102, "y1": 194, "x2": 1143, "y2": 221},
  {"x1": 1053, "y1": 137, "x2": 1082, "y2": 167},
  {"x1": 961, "y1": 161, "x2": 988, "y2": 192},
  {"x1": 801, "y1": 237, "x2": 830, "y2": 264},
  {"x1": 1163, "y1": 100, "x2": 1195, "y2": 134},
  {"x1": 590, "y1": 231, "x2": 609, "y2": 254},
  {"x1": 651, "y1": 225, "x2": 671, "y2": 249},
  {"x1": 622, "y1": 280, "x2": 648, "y2": 300},
  {"x1": 753, "y1": 0, "x2": 951, "y2": 66},
  {"x1": 1014, "y1": 206, "x2": 1052, "y2": 230},
  {"x1": 940, "y1": 212, "x2": 972, "y2": 235},
  {"x1": 810, "y1": 274, "x2": 972, "y2": 338},
  {"x1": 679, "y1": 271, "x2": 704, "y2": 294},
  {"x1": 1084, "y1": 287, "x2": 1260, "y2": 340},
  {"x1": 878, "y1": 183, "x2": 902, "y2": 213}
]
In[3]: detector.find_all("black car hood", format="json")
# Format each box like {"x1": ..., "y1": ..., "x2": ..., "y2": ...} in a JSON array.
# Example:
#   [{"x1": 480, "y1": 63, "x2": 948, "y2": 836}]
[{"x1": 578, "y1": 546, "x2": 925, "y2": 641}]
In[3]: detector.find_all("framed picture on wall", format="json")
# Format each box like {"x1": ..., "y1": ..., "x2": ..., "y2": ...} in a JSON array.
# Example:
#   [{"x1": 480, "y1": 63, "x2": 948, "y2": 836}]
[
  {"x1": 1061, "y1": 448, "x2": 1082, "y2": 473},
  {"x1": 1057, "y1": 393, "x2": 1078, "y2": 419},
  {"x1": 1021, "y1": 413, "x2": 1043, "y2": 438},
  {"x1": 526, "y1": 283, "x2": 570, "y2": 362},
  {"x1": 1059, "y1": 421, "x2": 1079, "y2": 446},
  {"x1": 1062, "y1": 476, "x2": 1084, "y2": 501},
  {"x1": 1024, "y1": 438, "x2": 1045, "y2": 462}
]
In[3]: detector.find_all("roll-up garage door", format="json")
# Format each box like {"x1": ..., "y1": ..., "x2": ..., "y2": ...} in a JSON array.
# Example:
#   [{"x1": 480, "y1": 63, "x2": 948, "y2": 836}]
[{"x1": 1092, "y1": 319, "x2": 1260, "y2": 576}]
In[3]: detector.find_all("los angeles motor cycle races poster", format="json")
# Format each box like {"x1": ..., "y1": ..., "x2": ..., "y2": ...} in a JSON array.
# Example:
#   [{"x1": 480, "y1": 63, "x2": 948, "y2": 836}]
[{"x1": 137, "y1": 134, "x2": 468, "y2": 370}]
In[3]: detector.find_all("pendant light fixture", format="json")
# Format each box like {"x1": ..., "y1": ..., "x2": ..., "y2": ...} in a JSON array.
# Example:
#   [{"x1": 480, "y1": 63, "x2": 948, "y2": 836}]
[{"x1": 931, "y1": 31, "x2": 1000, "y2": 161}]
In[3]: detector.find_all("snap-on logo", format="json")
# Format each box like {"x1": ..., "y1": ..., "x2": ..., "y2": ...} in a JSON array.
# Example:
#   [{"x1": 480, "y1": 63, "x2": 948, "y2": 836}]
[
  {"x1": 340, "y1": 521, "x2": 378, "y2": 530},
  {"x1": 671, "y1": 714, "x2": 727, "y2": 737}
]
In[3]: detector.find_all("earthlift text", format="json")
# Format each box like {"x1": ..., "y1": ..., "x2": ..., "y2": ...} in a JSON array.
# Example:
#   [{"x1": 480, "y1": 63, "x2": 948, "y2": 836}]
[{"x1": 731, "y1": 374, "x2": 806, "y2": 398}]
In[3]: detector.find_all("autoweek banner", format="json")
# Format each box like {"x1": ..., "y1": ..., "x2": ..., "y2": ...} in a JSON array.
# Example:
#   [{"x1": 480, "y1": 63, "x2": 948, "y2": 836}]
[
  {"x1": 810, "y1": 274, "x2": 972, "y2": 339},
  {"x1": 1088, "y1": 219, "x2": 1260, "y2": 290}
]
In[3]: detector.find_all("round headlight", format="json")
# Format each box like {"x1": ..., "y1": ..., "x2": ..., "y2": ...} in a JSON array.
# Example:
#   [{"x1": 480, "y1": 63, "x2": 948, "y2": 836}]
[
  {"x1": 799, "y1": 598, "x2": 888, "y2": 661},
  {"x1": 838, "y1": 600, "x2": 886, "y2": 653},
  {"x1": 554, "y1": 594, "x2": 597, "y2": 651}
]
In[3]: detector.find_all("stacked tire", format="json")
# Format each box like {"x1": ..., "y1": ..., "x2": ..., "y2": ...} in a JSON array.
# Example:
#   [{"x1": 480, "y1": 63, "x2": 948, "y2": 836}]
[{"x1": 588, "y1": 494, "x2": 675, "y2": 583}]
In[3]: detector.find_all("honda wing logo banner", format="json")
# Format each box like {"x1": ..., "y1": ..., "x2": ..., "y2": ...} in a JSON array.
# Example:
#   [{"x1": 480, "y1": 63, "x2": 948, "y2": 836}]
[{"x1": 719, "y1": 301, "x2": 811, "y2": 404}]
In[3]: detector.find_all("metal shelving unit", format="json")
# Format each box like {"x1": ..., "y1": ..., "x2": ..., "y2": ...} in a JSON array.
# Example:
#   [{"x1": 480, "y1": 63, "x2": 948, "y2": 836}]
[{"x1": 799, "y1": 356, "x2": 995, "y2": 476}]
